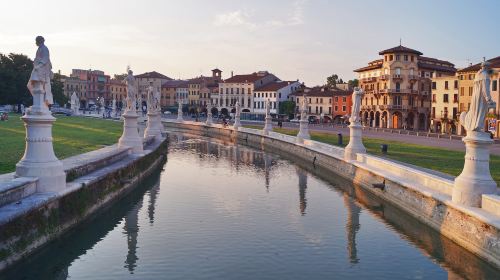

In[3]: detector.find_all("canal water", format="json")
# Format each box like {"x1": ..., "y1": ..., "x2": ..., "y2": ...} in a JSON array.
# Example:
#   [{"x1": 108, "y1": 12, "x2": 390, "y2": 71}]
[{"x1": 2, "y1": 133, "x2": 499, "y2": 280}]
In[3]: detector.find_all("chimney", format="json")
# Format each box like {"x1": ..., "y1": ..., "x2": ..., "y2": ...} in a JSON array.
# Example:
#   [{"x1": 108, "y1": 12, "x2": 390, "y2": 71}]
[{"x1": 231, "y1": 71, "x2": 233, "y2": 77}]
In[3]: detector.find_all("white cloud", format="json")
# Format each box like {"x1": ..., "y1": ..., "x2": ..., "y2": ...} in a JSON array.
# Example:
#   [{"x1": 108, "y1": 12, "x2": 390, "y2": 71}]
[
  {"x1": 266, "y1": 0, "x2": 306, "y2": 27},
  {"x1": 213, "y1": 10, "x2": 256, "y2": 29}
]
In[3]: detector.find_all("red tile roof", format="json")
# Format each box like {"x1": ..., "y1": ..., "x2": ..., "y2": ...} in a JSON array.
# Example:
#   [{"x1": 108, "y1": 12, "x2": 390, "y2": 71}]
[
  {"x1": 457, "y1": 56, "x2": 500, "y2": 73},
  {"x1": 162, "y1": 80, "x2": 188, "y2": 88},
  {"x1": 379, "y1": 45, "x2": 423, "y2": 55},
  {"x1": 254, "y1": 81, "x2": 298, "y2": 91},
  {"x1": 135, "y1": 71, "x2": 172, "y2": 80},
  {"x1": 290, "y1": 87, "x2": 351, "y2": 97},
  {"x1": 223, "y1": 72, "x2": 272, "y2": 83}
]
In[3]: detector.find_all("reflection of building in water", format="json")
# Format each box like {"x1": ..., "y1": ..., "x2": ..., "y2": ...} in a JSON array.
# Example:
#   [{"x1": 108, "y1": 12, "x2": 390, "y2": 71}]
[
  {"x1": 296, "y1": 167, "x2": 308, "y2": 215},
  {"x1": 343, "y1": 193, "x2": 361, "y2": 264},
  {"x1": 124, "y1": 196, "x2": 144, "y2": 273},
  {"x1": 264, "y1": 154, "x2": 272, "y2": 191}
]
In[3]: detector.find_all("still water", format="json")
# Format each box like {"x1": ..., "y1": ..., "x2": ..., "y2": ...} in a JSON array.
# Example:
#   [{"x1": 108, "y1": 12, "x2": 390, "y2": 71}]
[{"x1": 3, "y1": 133, "x2": 499, "y2": 279}]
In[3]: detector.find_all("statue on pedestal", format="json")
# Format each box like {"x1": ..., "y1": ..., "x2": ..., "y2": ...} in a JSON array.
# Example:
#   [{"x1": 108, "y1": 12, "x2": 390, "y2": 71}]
[
  {"x1": 124, "y1": 68, "x2": 136, "y2": 113},
  {"x1": 147, "y1": 82, "x2": 155, "y2": 113},
  {"x1": 233, "y1": 100, "x2": 241, "y2": 129},
  {"x1": 27, "y1": 36, "x2": 53, "y2": 108},
  {"x1": 296, "y1": 95, "x2": 310, "y2": 142},
  {"x1": 344, "y1": 87, "x2": 366, "y2": 161},
  {"x1": 350, "y1": 87, "x2": 363, "y2": 124},
  {"x1": 301, "y1": 95, "x2": 308, "y2": 119}
]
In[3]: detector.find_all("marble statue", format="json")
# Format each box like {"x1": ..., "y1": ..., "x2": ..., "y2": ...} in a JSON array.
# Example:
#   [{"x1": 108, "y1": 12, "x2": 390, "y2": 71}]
[
  {"x1": 71, "y1": 92, "x2": 78, "y2": 107},
  {"x1": 301, "y1": 95, "x2": 308, "y2": 120},
  {"x1": 350, "y1": 87, "x2": 364, "y2": 123},
  {"x1": 27, "y1": 36, "x2": 53, "y2": 107},
  {"x1": 124, "y1": 68, "x2": 136, "y2": 112},
  {"x1": 147, "y1": 82, "x2": 155, "y2": 113},
  {"x1": 235, "y1": 101, "x2": 241, "y2": 117},
  {"x1": 459, "y1": 61, "x2": 496, "y2": 132},
  {"x1": 265, "y1": 98, "x2": 271, "y2": 116},
  {"x1": 154, "y1": 86, "x2": 161, "y2": 112}
]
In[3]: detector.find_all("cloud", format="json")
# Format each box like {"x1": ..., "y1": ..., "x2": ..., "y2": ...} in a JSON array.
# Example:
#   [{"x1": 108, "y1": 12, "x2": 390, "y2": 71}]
[
  {"x1": 213, "y1": 10, "x2": 256, "y2": 29},
  {"x1": 214, "y1": 0, "x2": 306, "y2": 29}
]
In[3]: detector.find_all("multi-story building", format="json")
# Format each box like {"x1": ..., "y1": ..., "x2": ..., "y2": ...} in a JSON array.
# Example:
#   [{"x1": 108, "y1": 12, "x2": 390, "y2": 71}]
[
  {"x1": 215, "y1": 71, "x2": 279, "y2": 115},
  {"x1": 135, "y1": 71, "x2": 172, "y2": 107},
  {"x1": 457, "y1": 56, "x2": 500, "y2": 136},
  {"x1": 253, "y1": 81, "x2": 301, "y2": 114},
  {"x1": 332, "y1": 89, "x2": 353, "y2": 123},
  {"x1": 161, "y1": 80, "x2": 188, "y2": 108},
  {"x1": 354, "y1": 45, "x2": 456, "y2": 130},
  {"x1": 187, "y1": 69, "x2": 222, "y2": 110},
  {"x1": 290, "y1": 87, "x2": 335, "y2": 121},
  {"x1": 63, "y1": 69, "x2": 110, "y2": 108},
  {"x1": 109, "y1": 79, "x2": 127, "y2": 108},
  {"x1": 175, "y1": 81, "x2": 189, "y2": 105},
  {"x1": 431, "y1": 75, "x2": 459, "y2": 134}
]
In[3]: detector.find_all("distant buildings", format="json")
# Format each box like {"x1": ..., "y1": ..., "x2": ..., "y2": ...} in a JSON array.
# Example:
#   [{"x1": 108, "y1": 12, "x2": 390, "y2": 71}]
[
  {"x1": 290, "y1": 86, "x2": 351, "y2": 121},
  {"x1": 134, "y1": 71, "x2": 172, "y2": 107},
  {"x1": 354, "y1": 45, "x2": 456, "y2": 130},
  {"x1": 161, "y1": 80, "x2": 187, "y2": 107},
  {"x1": 430, "y1": 75, "x2": 459, "y2": 134},
  {"x1": 253, "y1": 81, "x2": 301, "y2": 114},
  {"x1": 62, "y1": 69, "x2": 111, "y2": 108}
]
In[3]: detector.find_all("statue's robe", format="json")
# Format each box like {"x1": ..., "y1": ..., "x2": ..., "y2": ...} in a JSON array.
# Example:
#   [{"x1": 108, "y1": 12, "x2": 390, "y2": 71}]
[{"x1": 28, "y1": 44, "x2": 53, "y2": 104}]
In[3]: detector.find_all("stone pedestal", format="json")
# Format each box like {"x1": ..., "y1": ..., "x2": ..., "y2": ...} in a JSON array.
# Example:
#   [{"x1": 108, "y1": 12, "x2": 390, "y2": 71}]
[
  {"x1": 453, "y1": 131, "x2": 497, "y2": 207},
  {"x1": 233, "y1": 115, "x2": 241, "y2": 129},
  {"x1": 262, "y1": 116, "x2": 272, "y2": 135},
  {"x1": 344, "y1": 122, "x2": 366, "y2": 161},
  {"x1": 16, "y1": 90, "x2": 66, "y2": 193},
  {"x1": 296, "y1": 119, "x2": 310, "y2": 143},
  {"x1": 119, "y1": 110, "x2": 143, "y2": 154},
  {"x1": 144, "y1": 111, "x2": 161, "y2": 139}
]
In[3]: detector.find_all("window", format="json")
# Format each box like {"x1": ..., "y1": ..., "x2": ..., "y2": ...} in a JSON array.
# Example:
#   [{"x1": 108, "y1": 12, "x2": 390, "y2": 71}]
[
  {"x1": 460, "y1": 87, "x2": 464, "y2": 96},
  {"x1": 342, "y1": 105, "x2": 346, "y2": 112},
  {"x1": 396, "y1": 54, "x2": 400, "y2": 61},
  {"x1": 334, "y1": 105, "x2": 338, "y2": 111},
  {"x1": 335, "y1": 96, "x2": 338, "y2": 102},
  {"x1": 469, "y1": 87, "x2": 473, "y2": 96},
  {"x1": 443, "y1": 94, "x2": 449, "y2": 103},
  {"x1": 411, "y1": 56, "x2": 414, "y2": 62},
  {"x1": 389, "y1": 55, "x2": 393, "y2": 61},
  {"x1": 444, "y1": 81, "x2": 449, "y2": 90},
  {"x1": 432, "y1": 107, "x2": 436, "y2": 118},
  {"x1": 432, "y1": 94, "x2": 436, "y2": 102},
  {"x1": 395, "y1": 68, "x2": 401, "y2": 75},
  {"x1": 453, "y1": 94, "x2": 458, "y2": 102},
  {"x1": 396, "y1": 83, "x2": 401, "y2": 92},
  {"x1": 493, "y1": 80, "x2": 498, "y2": 91},
  {"x1": 432, "y1": 82, "x2": 436, "y2": 90},
  {"x1": 404, "y1": 55, "x2": 408, "y2": 61},
  {"x1": 342, "y1": 97, "x2": 346, "y2": 102}
]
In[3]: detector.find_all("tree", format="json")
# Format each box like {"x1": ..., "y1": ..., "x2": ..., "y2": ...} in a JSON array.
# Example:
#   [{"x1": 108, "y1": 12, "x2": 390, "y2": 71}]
[
  {"x1": 326, "y1": 74, "x2": 339, "y2": 88},
  {"x1": 348, "y1": 79, "x2": 359, "y2": 88},
  {"x1": 279, "y1": 101, "x2": 296, "y2": 116},
  {"x1": 51, "y1": 72, "x2": 68, "y2": 106},
  {"x1": 114, "y1": 73, "x2": 127, "y2": 81},
  {"x1": 0, "y1": 53, "x2": 33, "y2": 106}
]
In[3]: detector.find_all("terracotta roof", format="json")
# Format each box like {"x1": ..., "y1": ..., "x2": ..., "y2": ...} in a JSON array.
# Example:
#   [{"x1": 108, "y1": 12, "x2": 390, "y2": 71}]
[
  {"x1": 354, "y1": 63, "x2": 383, "y2": 72},
  {"x1": 457, "y1": 56, "x2": 500, "y2": 73},
  {"x1": 109, "y1": 79, "x2": 125, "y2": 85},
  {"x1": 223, "y1": 72, "x2": 272, "y2": 83},
  {"x1": 418, "y1": 62, "x2": 456, "y2": 73},
  {"x1": 135, "y1": 71, "x2": 172, "y2": 80},
  {"x1": 379, "y1": 45, "x2": 423, "y2": 55},
  {"x1": 254, "y1": 81, "x2": 298, "y2": 91},
  {"x1": 162, "y1": 80, "x2": 188, "y2": 88},
  {"x1": 211, "y1": 68, "x2": 222, "y2": 72}
]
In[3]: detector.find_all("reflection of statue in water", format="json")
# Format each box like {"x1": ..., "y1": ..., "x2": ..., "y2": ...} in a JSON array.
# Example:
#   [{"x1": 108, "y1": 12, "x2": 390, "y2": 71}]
[
  {"x1": 124, "y1": 68, "x2": 136, "y2": 112},
  {"x1": 296, "y1": 167, "x2": 308, "y2": 215},
  {"x1": 350, "y1": 87, "x2": 364, "y2": 123},
  {"x1": 459, "y1": 61, "x2": 495, "y2": 132},
  {"x1": 148, "y1": 180, "x2": 161, "y2": 224},
  {"x1": 344, "y1": 194, "x2": 361, "y2": 264},
  {"x1": 264, "y1": 154, "x2": 272, "y2": 191},
  {"x1": 124, "y1": 196, "x2": 144, "y2": 273}
]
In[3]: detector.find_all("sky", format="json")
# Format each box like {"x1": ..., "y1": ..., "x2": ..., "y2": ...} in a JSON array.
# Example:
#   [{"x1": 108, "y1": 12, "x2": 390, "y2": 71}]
[{"x1": 1, "y1": 0, "x2": 499, "y2": 86}]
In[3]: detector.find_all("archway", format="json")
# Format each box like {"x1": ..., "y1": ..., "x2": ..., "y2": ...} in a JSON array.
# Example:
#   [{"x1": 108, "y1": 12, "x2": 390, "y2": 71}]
[
  {"x1": 407, "y1": 112, "x2": 415, "y2": 130},
  {"x1": 375, "y1": 111, "x2": 381, "y2": 127},
  {"x1": 211, "y1": 107, "x2": 218, "y2": 116},
  {"x1": 418, "y1": 113, "x2": 426, "y2": 130},
  {"x1": 363, "y1": 111, "x2": 369, "y2": 126},
  {"x1": 221, "y1": 108, "x2": 229, "y2": 116},
  {"x1": 231, "y1": 108, "x2": 236, "y2": 114},
  {"x1": 392, "y1": 111, "x2": 402, "y2": 129},
  {"x1": 369, "y1": 111, "x2": 375, "y2": 127}
]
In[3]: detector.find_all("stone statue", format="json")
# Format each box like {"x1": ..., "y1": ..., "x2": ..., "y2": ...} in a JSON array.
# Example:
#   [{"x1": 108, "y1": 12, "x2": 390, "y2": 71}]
[
  {"x1": 27, "y1": 36, "x2": 53, "y2": 106},
  {"x1": 71, "y1": 92, "x2": 78, "y2": 108},
  {"x1": 459, "y1": 61, "x2": 495, "y2": 132},
  {"x1": 350, "y1": 87, "x2": 364, "y2": 123},
  {"x1": 147, "y1": 82, "x2": 155, "y2": 113},
  {"x1": 301, "y1": 95, "x2": 308, "y2": 120},
  {"x1": 235, "y1": 101, "x2": 241, "y2": 117},
  {"x1": 265, "y1": 98, "x2": 271, "y2": 115},
  {"x1": 154, "y1": 87, "x2": 161, "y2": 112},
  {"x1": 124, "y1": 68, "x2": 136, "y2": 112}
]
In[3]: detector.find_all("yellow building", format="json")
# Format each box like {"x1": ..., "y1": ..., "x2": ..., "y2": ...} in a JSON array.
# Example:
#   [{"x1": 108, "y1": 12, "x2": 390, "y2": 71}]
[
  {"x1": 109, "y1": 79, "x2": 127, "y2": 108},
  {"x1": 354, "y1": 45, "x2": 456, "y2": 130},
  {"x1": 457, "y1": 56, "x2": 500, "y2": 136},
  {"x1": 431, "y1": 75, "x2": 458, "y2": 134}
]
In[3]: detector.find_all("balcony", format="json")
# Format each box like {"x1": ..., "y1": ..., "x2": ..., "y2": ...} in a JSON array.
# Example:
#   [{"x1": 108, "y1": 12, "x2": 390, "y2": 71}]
[
  {"x1": 408, "y1": 75, "x2": 420, "y2": 81},
  {"x1": 392, "y1": 74, "x2": 403, "y2": 80},
  {"x1": 362, "y1": 77, "x2": 377, "y2": 83},
  {"x1": 379, "y1": 74, "x2": 389, "y2": 80}
]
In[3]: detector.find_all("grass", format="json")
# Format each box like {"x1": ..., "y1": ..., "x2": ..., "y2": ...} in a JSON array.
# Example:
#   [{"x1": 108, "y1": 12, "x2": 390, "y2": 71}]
[
  {"x1": 244, "y1": 125, "x2": 500, "y2": 184},
  {"x1": 0, "y1": 114, "x2": 122, "y2": 174}
]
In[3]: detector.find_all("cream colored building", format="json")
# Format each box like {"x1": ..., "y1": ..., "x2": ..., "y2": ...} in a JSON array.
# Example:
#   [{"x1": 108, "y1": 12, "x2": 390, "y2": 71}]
[
  {"x1": 290, "y1": 87, "x2": 333, "y2": 121},
  {"x1": 109, "y1": 79, "x2": 127, "y2": 108},
  {"x1": 431, "y1": 75, "x2": 459, "y2": 134},
  {"x1": 354, "y1": 45, "x2": 456, "y2": 130},
  {"x1": 135, "y1": 71, "x2": 172, "y2": 108}
]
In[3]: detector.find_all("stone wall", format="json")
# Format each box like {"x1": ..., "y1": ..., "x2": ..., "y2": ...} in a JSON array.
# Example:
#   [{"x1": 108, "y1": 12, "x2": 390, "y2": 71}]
[{"x1": 163, "y1": 120, "x2": 500, "y2": 269}]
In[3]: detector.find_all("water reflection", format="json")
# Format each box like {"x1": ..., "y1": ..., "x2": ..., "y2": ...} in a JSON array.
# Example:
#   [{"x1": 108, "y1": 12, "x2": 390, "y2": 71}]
[
  {"x1": 343, "y1": 194, "x2": 361, "y2": 264},
  {"x1": 296, "y1": 167, "x2": 308, "y2": 215},
  {"x1": 123, "y1": 195, "x2": 143, "y2": 273}
]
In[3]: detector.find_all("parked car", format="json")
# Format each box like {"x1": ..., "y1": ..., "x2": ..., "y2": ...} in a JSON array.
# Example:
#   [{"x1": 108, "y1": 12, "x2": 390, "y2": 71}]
[{"x1": 290, "y1": 118, "x2": 300, "y2": 123}]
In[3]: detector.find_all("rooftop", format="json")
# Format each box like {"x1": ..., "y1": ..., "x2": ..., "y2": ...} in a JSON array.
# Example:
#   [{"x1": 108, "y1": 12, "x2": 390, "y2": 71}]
[
  {"x1": 135, "y1": 71, "x2": 172, "y2": 80},
  {"x1": 290, "y1": 87, "x2": 351, "y2": 97},
  {"x1": 223, "y1": 71, "x2": 272, "y2": 83},
  {"x1": 162, "y1": 80, "x2": 188, "y2": 88},
  {"x1": 254, "y1": 81, "x2": 298, "y2": 91},
  {"x1": 379, "y1": 45, "x2": 423, "y2": 55},
  {"x1": 457, "y1": 56, "x2": 500, "y2": 73}
]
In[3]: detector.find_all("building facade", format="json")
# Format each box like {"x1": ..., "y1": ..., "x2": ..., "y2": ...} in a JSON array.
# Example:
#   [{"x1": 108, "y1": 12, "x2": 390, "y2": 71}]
[
  {"x1": 332, "y1": 89, "x2": 353, "y2": 123},
  {"x1": 63, "y1": 69, "x2": 110, "y2": 108},
  {"x1": 354, "y1": 45, "x2": 456, "y2": 130},
  {"x1": 431, "y1": 75, "x2": 459, "y2": 134},
  {"x1": 253, "y1": 81, "x2": 301, "y2": 114},
  {"x1": 161, "y1": 80, "x2": 188, "y2": 108},
  {"x1": 215, "y1": 71, "x2": 279, "y2": 115},
  {"x1": 135, "y1": 71, "x2": 172, "y2": 107},
  {"x1": 290, "y1": 87, "x2": 335, "y2": 121},
  {"x1": 109, "y1": 79, "x2": 127, "y2": 108}
]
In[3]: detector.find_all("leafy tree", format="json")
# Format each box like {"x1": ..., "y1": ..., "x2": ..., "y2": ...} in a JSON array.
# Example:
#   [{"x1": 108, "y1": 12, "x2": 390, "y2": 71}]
[
  {"x1": 114, "y1": 73, "x2": 127, "y2": 81},
  {"x1": 51, "y1": 72, "x2": 68, "y2": 106},
  {"x1": 348, "y1": 79, "x2": 359, "y2": 88},
  {"x1": 326, "y1": 74, "x2": 339, "y2": 88},
  {"x1": 0, "y1": 53, "x2": 33, "y2": 106},
  {"x1": 279, "y1": 101, "x2": 295, "y2": 116}
]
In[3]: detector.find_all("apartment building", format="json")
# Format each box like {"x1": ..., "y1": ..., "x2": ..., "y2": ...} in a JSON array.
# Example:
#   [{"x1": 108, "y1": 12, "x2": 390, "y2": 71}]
[
  {"x1": 109, "y1": 79, "x2": 127, "y2": 108},
  {"x1": 161, "y1": 80, "x2": 188, "y2": 107},
  {"x1": 354, "y1": 45, "x2": 456, "y2": 130},
  {"x1": 253, "y1": 81, "x2": 301, "y2": 114},
  {"x1": 290, "y1": 87, "x2": 334, "y2": 121},
  {"x1": 332, "y1": 89, "x2": 353, "y2": 123},
  {"x1": 431, "y1": 75, "x2": 459, "y2": 134},
  {"x1": 63, "y1": 69, "x2": 110, "y2": 108},
  {"x1": 135, "y1": 71, "x2": 172, "y2": 107}
]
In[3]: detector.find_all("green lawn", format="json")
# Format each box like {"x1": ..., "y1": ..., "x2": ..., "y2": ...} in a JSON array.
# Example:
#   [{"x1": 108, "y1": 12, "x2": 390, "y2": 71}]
[
  {"x1": 244, "y1": 125, "x2": 500, "y2": 184},
  {"x1": 0, "y1": 114, "x2": 122, "y2": 174}
]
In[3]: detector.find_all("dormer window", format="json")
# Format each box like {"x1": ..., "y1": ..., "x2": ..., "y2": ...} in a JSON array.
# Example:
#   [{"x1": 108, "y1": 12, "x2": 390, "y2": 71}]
[{"x1": 404, "y1": 55, "x2": 408, "y2": 61}]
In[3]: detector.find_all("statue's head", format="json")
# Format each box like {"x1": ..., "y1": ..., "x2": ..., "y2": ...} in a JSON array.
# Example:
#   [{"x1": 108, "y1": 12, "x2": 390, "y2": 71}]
[
  {"x1": 128, "y1": 69, "x2": 133, "y2": 75},
  {"x1": 35, "y1": 36, "x2": 45, "y2": 46}
]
